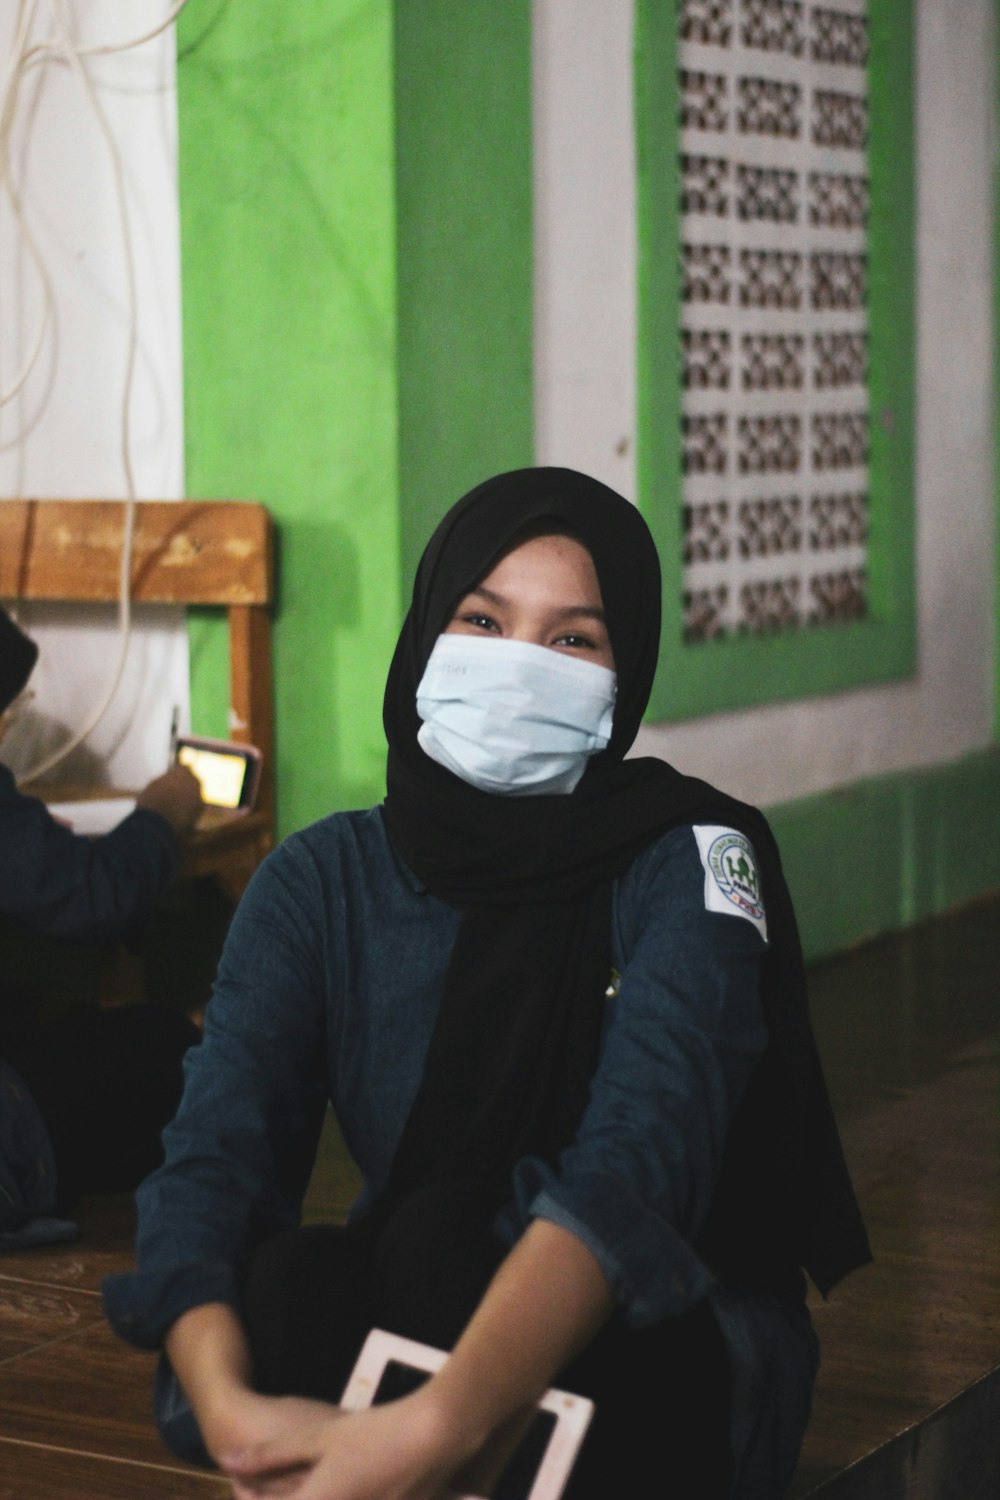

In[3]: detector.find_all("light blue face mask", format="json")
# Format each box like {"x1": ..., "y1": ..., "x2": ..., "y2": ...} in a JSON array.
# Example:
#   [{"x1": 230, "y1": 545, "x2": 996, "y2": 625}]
[{"x1": 415, "y1": 634, "x2": 617, "y2": 796}]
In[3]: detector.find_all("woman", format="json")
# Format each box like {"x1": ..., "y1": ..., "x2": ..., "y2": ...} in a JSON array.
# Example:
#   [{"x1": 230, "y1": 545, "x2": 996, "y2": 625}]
[{"x1": 105, "y1": 468, "x2": 869, "y2": 1499}]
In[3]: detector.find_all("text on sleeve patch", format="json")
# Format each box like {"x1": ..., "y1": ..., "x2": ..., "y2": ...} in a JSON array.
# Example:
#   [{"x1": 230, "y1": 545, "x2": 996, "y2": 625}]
[{"x1": 692, "y1": 825, "x2": 768, "y2": 943}]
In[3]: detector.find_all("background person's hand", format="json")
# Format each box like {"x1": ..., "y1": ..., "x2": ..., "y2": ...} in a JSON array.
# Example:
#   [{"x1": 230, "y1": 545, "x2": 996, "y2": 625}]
[{"x1": 136, "y1": 764, "x2": 203, "y2": 838}]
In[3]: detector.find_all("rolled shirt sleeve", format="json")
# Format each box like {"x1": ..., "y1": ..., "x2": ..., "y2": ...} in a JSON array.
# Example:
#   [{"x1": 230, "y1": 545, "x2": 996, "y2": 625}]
[
  {"x1": 501, "y1": 823, "x2": 770, "y2": 1326},
  {"x1": 103, "y1": 837, "x2": 331, "y2": 1348}
]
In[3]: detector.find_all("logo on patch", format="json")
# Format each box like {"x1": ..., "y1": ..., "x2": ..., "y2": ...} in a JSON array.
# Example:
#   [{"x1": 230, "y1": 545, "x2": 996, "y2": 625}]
[{"x1": 707, "y1": 833, "x2": 764, "y2": 922}]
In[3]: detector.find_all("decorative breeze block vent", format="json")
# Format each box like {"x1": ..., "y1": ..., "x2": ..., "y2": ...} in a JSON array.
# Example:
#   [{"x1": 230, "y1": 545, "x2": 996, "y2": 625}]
[{"x1": 679, "y1": 0, "x2": 870, "y2": 641}]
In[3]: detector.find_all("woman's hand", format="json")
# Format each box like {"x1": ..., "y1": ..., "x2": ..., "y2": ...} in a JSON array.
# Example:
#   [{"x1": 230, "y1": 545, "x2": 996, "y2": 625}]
[
  {"x1": 221, "y1": 1217, "x2": 616, "y2": 1500},
  {"x1": 165, "y1": 1307, "x2": 463, "y2": 1499},
  {"x1": 216, "y1": 1388, "x2": 466, "y2": 1500},
  {"x1": 166, "y1": 1219, "x2": 615, "y2": 1500}
]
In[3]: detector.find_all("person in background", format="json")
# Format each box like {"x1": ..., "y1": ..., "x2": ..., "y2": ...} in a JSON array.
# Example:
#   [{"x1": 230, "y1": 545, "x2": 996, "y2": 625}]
[
  {"x1": 0, "y1": 605, "x2": 203, "y2": 1222},
  {"x1": 105, "y1": 470, "x2": 869, "y2": 1499}
]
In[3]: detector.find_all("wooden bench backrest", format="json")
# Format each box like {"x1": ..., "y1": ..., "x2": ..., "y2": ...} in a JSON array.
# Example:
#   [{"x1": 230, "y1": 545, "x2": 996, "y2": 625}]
[{"x1": 0, "y1": 499, "x2": 275, "y2": 831}]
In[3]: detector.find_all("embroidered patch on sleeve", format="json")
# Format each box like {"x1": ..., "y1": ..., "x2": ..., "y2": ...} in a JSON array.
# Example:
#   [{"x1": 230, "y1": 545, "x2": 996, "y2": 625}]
[{"x1": 692, "y1": 825, "x2": 768, "y2": 943}]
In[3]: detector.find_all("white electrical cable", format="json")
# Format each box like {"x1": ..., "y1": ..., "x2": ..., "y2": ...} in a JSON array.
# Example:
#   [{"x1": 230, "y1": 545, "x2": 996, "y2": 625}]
[
  {"x1": 26, "y1": 0, "x2": 190, "y2": 63},
  {"x1": 17, "y1": 0, "x2": 139, "y2": 782},
  {"x1": 1, "y1": 1, "x2": 192, "y2": 413},
  {"x1": 0, "y1": 1, "x2": 192, "y2": 783},
  {"x1": 0, "y1": 0, "x2": 54, "y2": 414}
]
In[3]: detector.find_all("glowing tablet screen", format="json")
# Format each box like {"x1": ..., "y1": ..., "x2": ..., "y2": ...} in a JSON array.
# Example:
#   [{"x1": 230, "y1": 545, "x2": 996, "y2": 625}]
[{"x1": 177, "y1": 744, "x2": 248, "y2": 809}]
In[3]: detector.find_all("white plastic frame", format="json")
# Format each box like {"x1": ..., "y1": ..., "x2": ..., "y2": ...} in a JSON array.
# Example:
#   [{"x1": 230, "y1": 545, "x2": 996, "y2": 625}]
[{"x1": 340, "y1": 1329, "x2": 595, "y2": 1500}]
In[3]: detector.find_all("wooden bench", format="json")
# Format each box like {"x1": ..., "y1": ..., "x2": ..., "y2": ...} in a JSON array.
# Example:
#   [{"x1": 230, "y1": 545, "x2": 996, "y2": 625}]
[{"x1": 0, "y1": 498, "x2": 276, "y2": 900}]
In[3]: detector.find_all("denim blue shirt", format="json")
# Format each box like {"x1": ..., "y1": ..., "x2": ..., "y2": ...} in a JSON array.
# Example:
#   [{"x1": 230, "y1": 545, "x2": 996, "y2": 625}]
[
  {"x1": 105, "y1": 806, "x2": 819, "y2": 1493},
  {"x1": 0, "y1": 762, "x2": 178, "y2": 944},
  {"x1": 106, "y1": 803, "x2": 774, "y2": 1338}
]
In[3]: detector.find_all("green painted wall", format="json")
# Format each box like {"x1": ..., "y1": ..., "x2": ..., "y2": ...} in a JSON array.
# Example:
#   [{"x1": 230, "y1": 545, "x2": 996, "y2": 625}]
[
  {"x1": 393, "y1": 2, "x2": 534, "y2": 592},
  {"x1": 176, "y1": 1, "x2": 402, "y2": 832},
  {"x1": 771, "y1": 749, "x2": 1000, "y2": 962},
  {"x1": 176, "y1": 2, "x2": 534, "y2": 836},
  {"x1": 172, "y1": 4, "x2": 999, "y2": 967}
]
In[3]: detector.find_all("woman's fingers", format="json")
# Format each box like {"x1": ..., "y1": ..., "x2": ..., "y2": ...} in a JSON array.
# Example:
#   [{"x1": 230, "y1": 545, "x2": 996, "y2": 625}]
[
  {"x1": 218, "y1": 1398, "x2": 341, "y2": 1491},
  {"x1": 215, "y1": 1392, "x2": 461, "y2": 1500},
  {"x1": 222, "y1": 1448, "x2": 312, "y2": 1481},
  {"x1": 230, "y1": 1472, "x2": 309, "y2": 1500}
]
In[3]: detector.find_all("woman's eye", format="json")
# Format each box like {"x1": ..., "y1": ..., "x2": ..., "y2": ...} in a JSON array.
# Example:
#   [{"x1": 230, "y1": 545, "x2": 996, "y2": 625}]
[
  {"x1": 553, "y1": 633, "x2": 595, "y2": 650},
  {"x1": 461, "y1": 612, "x2": 500, "y2": 632}
]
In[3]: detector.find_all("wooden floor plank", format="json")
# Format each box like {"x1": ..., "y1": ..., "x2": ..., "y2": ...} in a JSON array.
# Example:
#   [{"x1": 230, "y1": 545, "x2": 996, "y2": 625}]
[
  {"x1": 0, "y1": 1435, "x2": 228, "y2": 1499},
  {"x1": 0, "y1": 1320, "x2": 192, "y2": 1472},
  {"x1": 0, "y1": 1283, "x2": 106, "y2": 1365},
  {"x1": 791, "y1": 893, "x2": 1000, "y2": 1493},
  {"x1": 803, "y1": 1363, "x2": 1000, "y2": 1500},
  {"x1": 794, "y1": 1054, "x2": 1000, "y2": 1488},
  {"x1": 0, "y1": 1194, "x2": 135, "y2": 1296}
]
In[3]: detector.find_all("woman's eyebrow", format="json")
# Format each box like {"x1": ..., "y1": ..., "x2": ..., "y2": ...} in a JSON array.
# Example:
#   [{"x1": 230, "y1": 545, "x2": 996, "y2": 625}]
[
  {"x1": 463, "y1": 586, "x2": 606, "y2": 624},
  {"x1": 552, "y1": 604, "x2": 607, "y2": 624},
  {"x1": 464, "y1": 584, "x2": 506, "y2": 607}
]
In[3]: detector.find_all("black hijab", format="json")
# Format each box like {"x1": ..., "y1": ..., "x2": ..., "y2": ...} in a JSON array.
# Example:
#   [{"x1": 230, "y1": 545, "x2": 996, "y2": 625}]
[
  {"x1": 383, "y1": 467, "x2": 676, "y2": 900},
  {"x1": 382, "y1": 467, "x2": 870, "y2": 1295}
]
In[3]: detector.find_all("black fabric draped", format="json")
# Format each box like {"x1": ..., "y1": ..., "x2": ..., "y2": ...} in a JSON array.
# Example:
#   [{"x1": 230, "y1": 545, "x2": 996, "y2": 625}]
[
  {"x1": 381, "y1": 467, "x2": 870, "y2": 1295},
  {"x1": 0, "y1": 607, "x2": 38, "y2": 716}
]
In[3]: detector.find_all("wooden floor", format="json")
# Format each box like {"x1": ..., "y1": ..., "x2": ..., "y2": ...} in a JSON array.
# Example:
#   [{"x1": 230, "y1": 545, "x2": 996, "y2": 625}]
[
  {"x1": 0, "y1": 1194, "x2": 228, "y2": 1497},
  {"x1": 1, "y1": 893, "x2": 998, "y2": 1497},
  {"x1": 790, "y1": 891, "x2": 1000, "y2": 1495},
  {"x1": 0, "y1": 1120, "x2": 361, "y2": 1498}
]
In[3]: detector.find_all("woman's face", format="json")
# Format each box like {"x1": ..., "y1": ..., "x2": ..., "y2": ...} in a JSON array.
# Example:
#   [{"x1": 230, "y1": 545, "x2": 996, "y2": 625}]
[{"x1": 444, "y1": 533, "x2": 615, "y2": 671}]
